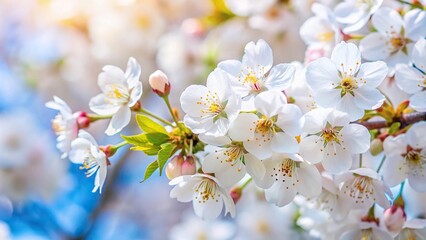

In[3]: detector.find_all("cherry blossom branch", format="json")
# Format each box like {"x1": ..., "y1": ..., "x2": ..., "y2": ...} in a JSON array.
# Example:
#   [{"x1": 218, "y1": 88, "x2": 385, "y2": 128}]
[{"x1": 356, "y1": 112, "x2": 426, "y2": 130}]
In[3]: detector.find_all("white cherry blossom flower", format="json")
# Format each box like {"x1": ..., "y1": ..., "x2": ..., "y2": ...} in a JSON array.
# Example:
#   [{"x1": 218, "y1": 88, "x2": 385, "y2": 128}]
[
  {"x1": 46, "y1": 96, "x2": 79, "y2": 158},
  {"x1": 228, "y1": 91, "x2": 303, "y2": 160},
  {"x1": 89, "y1": 57, "x2": 142, "y2": 136},
  {"x1": 382, "y1": 121, "x2": 426, "y2": 192},
  {"x1": 169, "y1": 174, "x2": 235, "y2": 220},
  {"x1": 69, "y1": 130, "x2": 108, "y2": 193},
  {"x1": 360, "y1": 8, "x2": 426, "y2": 67},
  {"x1": 336, "y1": 168, "x2": 392, "y2": 210},
  {"x1": 299, "y1": 108, "x2": 370, "y2": 174},
  {"x1": 395, "y1": 38, "x2": 426, "y2": 112},
  {"x1": 334, "y1": 0, "x2": 383, "y2": 33},
  {"x1": 169, "y1": 214, "x2": 236, "y2": 240},
  {"x1": 180, "y1": 68, "x2": 241, "y2": 137},
  {"x1": 255, "y1": 153, "x2": 322, "y2": 207},
  {"x1": 300, "y1": 3, "x2": 340, "y2": 50},
  {"x1": 202, "y1": 144, "x2": 265, "y2": 187},
  {"x1": 306, "y1": 41, "x2": 388, "y2": 120},
  {"x1": 218, "y1": 39, "x2": 296, "y2": 105}
]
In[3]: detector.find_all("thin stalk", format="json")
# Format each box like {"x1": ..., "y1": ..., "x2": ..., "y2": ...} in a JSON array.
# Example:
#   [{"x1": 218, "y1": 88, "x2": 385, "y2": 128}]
[
  {"x1": 163, "y1": 96, "x2": 183, "y2": 131},
  {"x1": 138, "y1": 108, "x2": 173, "y2": 126},
  {"x1": 240, "y1": 177, "x2": 253, "y2": 189},
  {"x1": 376, "y1": 155, "x2": 386, "y2": 173}
]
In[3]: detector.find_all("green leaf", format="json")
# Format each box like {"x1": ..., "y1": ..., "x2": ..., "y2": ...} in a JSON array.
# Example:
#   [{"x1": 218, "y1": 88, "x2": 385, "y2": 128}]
[
  {"x1": 157, "y1": 143, "x2": 175, "y2": 176},
  {"x1": 121, "y1": 134, "x2": 150, "y2": 146},
  {"x1": 136, "y1": 114, "x2": 168, "y2": 134},
  {"x1": 122, "y1": 132, "x2": 169, "y2": 147},
  {"x1": 388, "y1": 122, "x2": 401, "y2": 135},
  {"x1": 142, "y1": 160, "x2": 159, "y2": 182},
  {"x1": 144, "y1": 132, "x2": 170, "y2": 145},
  {"x1": 130, "y1": 146, "x2": 161, "y2": 156}
]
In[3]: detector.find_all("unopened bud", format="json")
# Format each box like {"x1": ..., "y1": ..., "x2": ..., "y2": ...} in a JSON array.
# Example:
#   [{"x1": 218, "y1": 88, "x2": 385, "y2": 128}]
[
  {"x1": 395, "y1": 100, "x2": 410, "y2": 117},
  {"x1": 149, "y1": 70, "x2": 170, "y2": 97},
  {"x1": 100, "y1": 145, "x2": 116, "y2": 159},
  {"x1": 384, "y1": 205, "x2": 406, "y2": 233},
  {"x1": 230, "y1": 187, "x2": 242, "y2": 204},
  {"x1": 166, "y1": 155, "x2": 184, "y2": 180},
  {"x1": 370, "y1": 139, "x2": 383, "y2": 156},
  {"x1": 75, "y1": 111, "x2": 90, "y2": 129},
  {"x1": 182, "y1": 156, "x2": 196, "y2": 175}
]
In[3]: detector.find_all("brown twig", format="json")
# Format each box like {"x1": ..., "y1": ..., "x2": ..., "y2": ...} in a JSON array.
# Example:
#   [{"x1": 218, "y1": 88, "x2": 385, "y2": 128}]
[{"x1": 356, "y1": 112, "x2": 426, "y2": 130}]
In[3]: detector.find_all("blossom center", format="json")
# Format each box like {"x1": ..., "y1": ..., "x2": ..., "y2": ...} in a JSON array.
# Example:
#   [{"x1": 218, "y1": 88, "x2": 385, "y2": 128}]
[
  {"x1": 317, "y1": 31, "x2": 334, "y2": 42},
  {"x1": 105, "y1": 84, "x2": 130, "y2": 104},
  {"x1": 222, "y1": 146, "x2": 244, "y2": 167},
  {"x1": 403, "y1": 146, "x2": 425, "y2": 174},
  {"x1": 271, "y1": 158, "x2": 297, "y2": 180},
  {"x1": 244, "y1": 73, "x2": 262, "y2": 92},
  {"x1": 256, "y1": 220, "x2": 271, "y2": 235},
  {"x1": 389, "y1": 36, "x2": 407, "y2": 52},
  {"x1": 80, "y1": 154, "x2": 99, "y2": 177},
  {"x1": 52, "y1": 115, "x2": 66, "y2": 134},
  {"x1": 256, "y1": 117, "x2": 275, "y2": 134},
  {"x1": 194, "y1": 179, "x2": 220, "y2": 203},
  {"x1": 345, "y1": 176, "x2": 376, "y2": 204},
  {"x1": 360, "y1": 229, "x2": 373, "y2": 240},
  {"x1": 339, "y1": 76, "x2": 358, "y2": 96}
]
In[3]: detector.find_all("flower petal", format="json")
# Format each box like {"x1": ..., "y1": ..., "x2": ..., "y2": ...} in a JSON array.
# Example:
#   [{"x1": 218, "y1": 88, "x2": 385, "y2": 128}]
[
  {"x1": 271, "y1": 132, "x2": 299, "y2": 154},
  {"x1": 264, "y1": 63, "x2": 296, "y2": 91},
  {"x1": 228, "y1": 113, "x2": 257, "y2": 141},
  {"x1": 322, "y1": 143, "x2": 352, "y2": 174},
  {"x1": 340, "y1": 124, "x2": 370, "y2": 154},
  {"x1": 395, "y1": 64, "x2": 424, "y2": 94},
  {"x1": 336, "y1": 94, "x2": 365, "y2": 121},
  {"x1": 105, "y1": 106, "x2": 131, "y2": 135},
  {"x1": 331, "y1": 42, "x2": 361, "y2": 75},
  {"x1": 359, "y1": 32, "x2": 389, "y2": 61},
  {"x1": 357, "y1": 61, "x2": 388, "y2": 88},
  {"x1": 125, "y1": 57, "x2": 142, "y2": 89},
  {"x1": 275, "y1": 104, "x2": 303, "y2": 136},
  {"x1": 242, "y1": 39, "x2": 273, "y2": 72},
  {"x1": 354, "y1": 86, "x2": 385, "y2": 110},
  {"x1": 296, "y1": 163, "x2": 322, "y2": 198},
  {"x1": 254, "y1": 91, "x2": 286, "y2": 117},
  {"x1": 89, "y1": 94, "x2": 120, "y2": 115},
  {"x1": 306, "y1": 57, "x2": 340, "y2": 91},
  {"x1": 410, "y1": 91, "x2": 426, "y2": 112},
  {"x1": 299, "y1": 135, "x2": 324, "y2": 164},
  {"x1": 193, "y1": 192, "x2": 223, "y2": 220}
]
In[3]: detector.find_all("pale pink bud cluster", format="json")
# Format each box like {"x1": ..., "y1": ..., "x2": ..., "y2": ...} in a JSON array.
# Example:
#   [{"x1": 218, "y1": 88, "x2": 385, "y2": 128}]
[
  {"x1": 165, "y1": 155, "x2": 196, "y2": 180},
  {"x1": 149, "y1": 70, "x2": 170, "y2": 97}
]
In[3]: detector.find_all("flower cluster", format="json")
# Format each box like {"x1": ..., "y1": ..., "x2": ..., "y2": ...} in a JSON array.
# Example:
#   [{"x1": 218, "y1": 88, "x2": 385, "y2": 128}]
[{"x1": 45, "y1": 0, "x2": 426, "y2": 238}]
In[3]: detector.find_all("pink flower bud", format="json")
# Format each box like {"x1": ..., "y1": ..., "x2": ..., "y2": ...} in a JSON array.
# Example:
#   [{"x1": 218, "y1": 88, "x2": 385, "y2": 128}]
[
  {"x1": 166, "y1": 155, "x2": 184, "y2": 180},
  {"x1": 230, "y1": 187, "x2": 242, "y2": 204},
  {"x1": 181, "y1": 156, "x2": 196, "y2": 175},
  {"x1": 384, "y1": 205, "x2": 406, "y2": 233},
  {"x1": 149, "y1": 70, "x2": 170, "y2": 97},
  {"x1": 75, "y1": 111, "x2": 90, "y2": 129}
]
